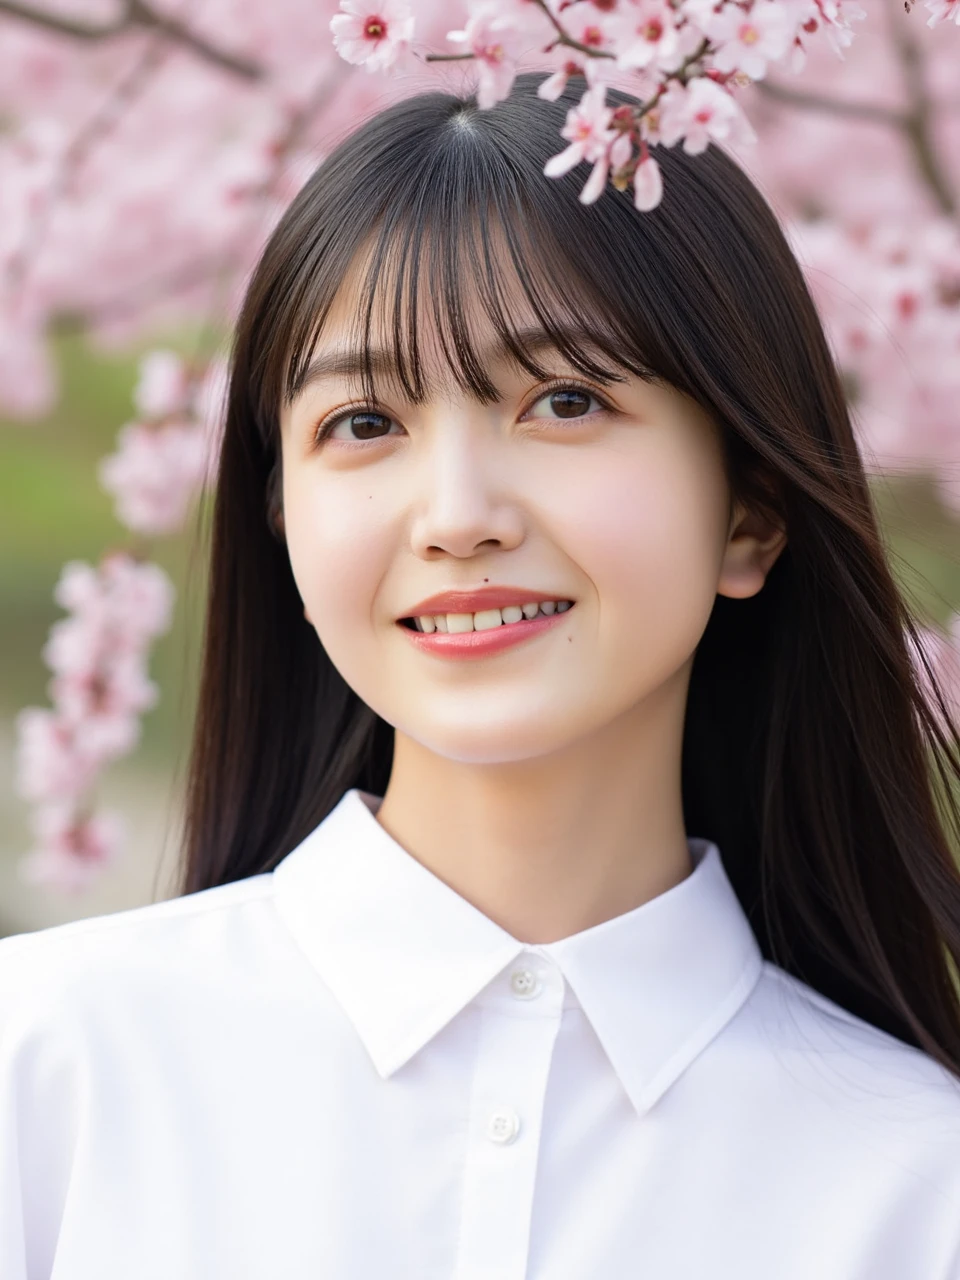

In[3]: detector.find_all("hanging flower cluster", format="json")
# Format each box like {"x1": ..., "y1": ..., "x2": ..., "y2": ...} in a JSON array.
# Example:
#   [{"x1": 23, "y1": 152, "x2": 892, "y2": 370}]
[
  {"x1": 99, "y1": 350, "x2": 225, "y2": 535},
  {"x1": 329, "y1": 0, "x2": 887, "y2": 211},
  {"x1": 12, "y1": 348, "x2": 226, "y2": 891},
  {"x1": 790, "y1": 217, "x2": 960, "y2": 509},
  {"x1": 14, "y1": 552, "x2": 175, "y2": 892}
]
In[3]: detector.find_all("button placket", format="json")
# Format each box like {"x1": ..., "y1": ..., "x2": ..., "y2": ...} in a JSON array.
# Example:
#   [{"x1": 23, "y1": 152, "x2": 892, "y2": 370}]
[{"x1": 453, "y1": 961, "x2": 564, "y2": 1280}]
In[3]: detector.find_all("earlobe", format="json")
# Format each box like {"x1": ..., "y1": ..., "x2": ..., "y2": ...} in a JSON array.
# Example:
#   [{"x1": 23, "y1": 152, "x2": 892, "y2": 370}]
[{"x1": 717, "y1": 509, "x2": 788, "y2": 601}]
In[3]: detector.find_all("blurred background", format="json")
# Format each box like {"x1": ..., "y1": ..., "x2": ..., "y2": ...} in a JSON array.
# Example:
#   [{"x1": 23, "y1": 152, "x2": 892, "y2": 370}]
[{"x1": 2, "y1": 0, "x2": 960, "y2": 937}]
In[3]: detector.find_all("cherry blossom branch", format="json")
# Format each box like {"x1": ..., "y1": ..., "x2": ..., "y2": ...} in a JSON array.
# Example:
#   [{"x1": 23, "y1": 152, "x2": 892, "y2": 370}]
[
  {"x1": 340, "y1": 0, "x2": 878, "y2": 212},
  {"x1": 193, "y1": 65, "x2": 354, "y2": 358},
  {"x1": 5, "y1": 36, "x2": 169, "y2": 293},
  {"x1": 752, "y1": 80, "x2": 908, "y2": 129},
  {"x1": 0, "y1": 0, "x2": 264, "y2": 81},
  {"x1": 12, "y1": 69, "x2": 348, "y2": 892},
  {"x1": 884, "y1": 0, "x2": 957, "y2": 214},
  {"x1": 14, "y1": 350, "x2": 227, "y2": 892},
  {"x1": 756, "y1": 13, "x2": 956, "y2": 218},
  {"x1": 527, "y1": 0, "x2": 617, "y2": 61}
]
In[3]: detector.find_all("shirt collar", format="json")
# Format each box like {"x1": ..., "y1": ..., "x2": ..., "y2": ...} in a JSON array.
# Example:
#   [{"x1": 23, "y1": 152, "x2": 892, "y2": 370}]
[{"x1": 272, "y1": 788, "x2": 764, "y2": 1116}]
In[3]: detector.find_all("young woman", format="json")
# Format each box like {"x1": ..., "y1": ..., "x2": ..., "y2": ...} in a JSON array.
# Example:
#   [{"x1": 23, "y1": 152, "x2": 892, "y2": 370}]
[{"x1": 3, "y1": 71, "x2": 960, "y2": 1279}]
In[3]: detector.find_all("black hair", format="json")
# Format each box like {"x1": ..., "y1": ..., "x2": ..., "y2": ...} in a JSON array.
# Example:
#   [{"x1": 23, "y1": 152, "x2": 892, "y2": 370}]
[{"x1": 177, "y1": 71, "x2": 960, "y2": 1079}]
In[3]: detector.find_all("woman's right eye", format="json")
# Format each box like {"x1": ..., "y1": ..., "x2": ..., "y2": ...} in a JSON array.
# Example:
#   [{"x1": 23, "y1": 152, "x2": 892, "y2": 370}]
[{"x1": 315, "y1": 408, "x2": 401, "y2": 447}]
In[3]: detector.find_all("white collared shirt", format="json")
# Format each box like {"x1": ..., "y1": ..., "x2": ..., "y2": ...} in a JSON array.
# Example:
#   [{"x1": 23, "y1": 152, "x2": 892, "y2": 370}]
[{"x1": 2, "y1": 786, "x2": 960, "y2": 1279}]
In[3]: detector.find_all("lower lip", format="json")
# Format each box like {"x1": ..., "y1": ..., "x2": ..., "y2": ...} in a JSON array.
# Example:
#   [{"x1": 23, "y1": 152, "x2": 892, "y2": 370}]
[{"x1": 396, "y1": 606, "x2": 575, "y2": 659}]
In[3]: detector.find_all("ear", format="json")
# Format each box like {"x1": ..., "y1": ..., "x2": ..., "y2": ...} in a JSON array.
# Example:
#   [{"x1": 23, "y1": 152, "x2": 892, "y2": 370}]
[
  {"x1": 716, "y1": 498, "x2": 787, "y2": 600},
  {"x1": 267, "y1": 504, "x2": 286, "y2": 543}
]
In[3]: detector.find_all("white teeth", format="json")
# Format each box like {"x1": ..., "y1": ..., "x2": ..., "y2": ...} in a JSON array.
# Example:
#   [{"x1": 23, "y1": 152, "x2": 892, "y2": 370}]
[
  {"x1": 413, "y1": 600, "x2": 574, "y2": 633},
  {"x1": 448, "y1": 612, "x2": 478, "y2": 633}
]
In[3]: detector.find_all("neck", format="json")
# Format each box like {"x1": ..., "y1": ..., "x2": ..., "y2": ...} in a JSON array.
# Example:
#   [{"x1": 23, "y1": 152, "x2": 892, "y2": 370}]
[{"x1": 373, "y1": 669, "x2": 694, "y2": 944}]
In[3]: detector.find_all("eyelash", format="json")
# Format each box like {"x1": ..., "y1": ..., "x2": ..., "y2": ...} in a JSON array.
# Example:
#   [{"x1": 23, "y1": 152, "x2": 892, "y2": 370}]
[{"x1": 311, "y1": 378, "x2": 615, "y2": 449}]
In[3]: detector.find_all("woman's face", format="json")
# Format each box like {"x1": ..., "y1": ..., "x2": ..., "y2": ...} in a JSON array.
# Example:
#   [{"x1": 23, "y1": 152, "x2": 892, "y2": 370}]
[{"x1": 277, "y1": 251, "x2": 784, "y2": 767}]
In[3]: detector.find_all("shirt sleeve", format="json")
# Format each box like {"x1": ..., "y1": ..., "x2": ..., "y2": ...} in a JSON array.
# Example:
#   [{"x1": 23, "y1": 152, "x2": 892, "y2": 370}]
[{"x1": 0, "y1": 936, "x2": 84, "y2": 1280}]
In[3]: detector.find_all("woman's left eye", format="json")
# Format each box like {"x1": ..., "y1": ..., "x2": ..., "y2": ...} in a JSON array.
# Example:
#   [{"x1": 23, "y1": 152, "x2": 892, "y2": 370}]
[{"x1": 523, "y1": 383, "x2": 609, "y2": 422}]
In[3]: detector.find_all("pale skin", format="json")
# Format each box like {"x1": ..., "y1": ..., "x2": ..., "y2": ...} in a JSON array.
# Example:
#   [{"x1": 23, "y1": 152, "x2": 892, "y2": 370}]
[{"x1": 278, "y1": 249, "x2": 787, "y2": 945}]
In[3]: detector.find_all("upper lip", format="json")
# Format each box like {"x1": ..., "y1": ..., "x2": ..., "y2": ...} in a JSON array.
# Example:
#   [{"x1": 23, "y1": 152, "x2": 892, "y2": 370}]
[{"x1": 400, "y1": 586, "x2": 575, "y2": 619}]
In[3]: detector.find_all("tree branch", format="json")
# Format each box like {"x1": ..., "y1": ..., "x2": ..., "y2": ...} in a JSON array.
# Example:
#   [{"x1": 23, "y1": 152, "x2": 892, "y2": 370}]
[
  {"x1": 883, "y1": 0, "x2": 957, "y2": 216},
  {"x1": 5, "y1": 37, "x2": 169, "y2": 294},
  {"x1": 0, "y1": 0, "x2": 264, "y2": 80},
  {"x1": 753, "y1": 80, "x2": 908, "y2": 129},
  {"x1": 0, "y1": 0, "x2": 127, "y2": 38},
  {"x1": 757, "y1": 7, "x2": 957, "y2": 219}
]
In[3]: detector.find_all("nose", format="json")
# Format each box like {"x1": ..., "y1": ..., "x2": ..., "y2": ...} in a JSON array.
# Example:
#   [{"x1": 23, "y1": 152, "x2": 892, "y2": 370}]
[{"x1": 407, "y1": 417, "x2": 525, "y2": 561}]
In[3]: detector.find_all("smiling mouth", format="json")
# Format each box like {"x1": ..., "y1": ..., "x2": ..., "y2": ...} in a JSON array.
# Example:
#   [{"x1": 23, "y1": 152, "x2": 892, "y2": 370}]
[{"x1": 399, "y1": 602, "x2": 575, "y2": 633}]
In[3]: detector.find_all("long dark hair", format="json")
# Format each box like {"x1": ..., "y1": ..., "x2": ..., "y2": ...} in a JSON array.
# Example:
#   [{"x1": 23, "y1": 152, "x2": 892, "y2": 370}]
[{"x1": 177, "y1": 71, "x2": 960, "y2": 1077}]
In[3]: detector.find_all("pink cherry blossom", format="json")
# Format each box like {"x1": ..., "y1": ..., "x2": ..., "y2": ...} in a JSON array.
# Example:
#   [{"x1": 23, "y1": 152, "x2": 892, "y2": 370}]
[
  {"x1": 575, "y1": 129, "x2": 632, "y2": 203},
  {"x1": 15, "y1": 553, "x2": 173, "y2": 824},
  {"x1": 98, "y1": 554, "x2": 175, "y2": 644},
  {"x1": 53, "y1": 560, "x2": 103, "y2": 617},
  {"x1": 633, "y1": 152, "x2": 664, "y2": 210},
  {"x1": 99, "y1": 418, "x2": 211, "y2": 535},
  {"x1": 14, "y1": 708, "x2": 99, "y2": 803},
  {"x1": 609, "y1": 0, "x2": 680, "y2": 72},
  {"x1": 445, "y1": 12, "x2": 527, "y2": 108},
  {"x1": 18, "y1": 802, "x2": 125, "y2": 894},
  {"x1": 536, "y1": 60, "x2": 585, "y2": 102},
  {"x1": 925, "y1": 0, "x2": 960, "y2": 25},
  {"x1": 707, "y1": 1, "x2": 794, "y2": 79},
  {"x1": 798, "y1": 0, "x2": 867, "y2": 57},
  {"x1": 330, "y1": 0, "x2": 417, "y2": 73},
  {"x1": 658, "y1": 77, "x2": 757, "y2": 154},
  {"x1": 133, "y1": 349, "x2": 191, "y2": 419},
  {"x1": 785, "y1": 214, "x2": 960, "y2": 511},
  {"x1": 543, "y1": 85, "x2": 615, "y2": 178}
]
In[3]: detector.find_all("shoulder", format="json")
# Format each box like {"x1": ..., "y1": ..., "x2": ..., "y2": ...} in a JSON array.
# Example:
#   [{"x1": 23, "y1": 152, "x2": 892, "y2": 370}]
[
  {"x1": 754, "y1": 961, "x2": 960, "y2": 1077},
  {"x1": 710, "y1": 962, "x2": 960, "y2": 1227},
  {"x1": 702, "y1": 963, "x2": 960, "y2": 1264},
  {"x1": 731, "y1": 960, "x2": 960, "y2": 1145},
  {"x1": 0, "y1": 875, "x2": 277, "y2": 1040}
]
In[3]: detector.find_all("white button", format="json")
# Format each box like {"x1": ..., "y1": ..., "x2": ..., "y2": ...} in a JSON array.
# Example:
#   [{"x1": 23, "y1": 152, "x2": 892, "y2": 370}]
[
  {"x1": 509, "y1": 967, "x2": 542, "y2": 999},
  {"x1": 486, "y1": 1108, "x2": 521, "y2": 1145}
]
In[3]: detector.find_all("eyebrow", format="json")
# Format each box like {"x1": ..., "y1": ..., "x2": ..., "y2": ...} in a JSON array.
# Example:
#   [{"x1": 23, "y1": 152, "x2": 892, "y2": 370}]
[{"x1": 288, "y1": 325, "x2": 621, "y2": 400}]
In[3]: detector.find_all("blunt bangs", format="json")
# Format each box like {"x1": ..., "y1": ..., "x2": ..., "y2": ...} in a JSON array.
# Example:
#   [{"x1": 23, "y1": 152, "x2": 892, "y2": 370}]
[{"x1": 270, "y1": 97, "x2": 676, "y2": 428}]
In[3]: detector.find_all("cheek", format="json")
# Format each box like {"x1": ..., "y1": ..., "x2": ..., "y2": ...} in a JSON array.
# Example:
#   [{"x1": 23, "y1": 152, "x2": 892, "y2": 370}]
[
  {"x1": 554, "y1": 442, "x2": 728, "y2": 656},
  {"x1": 282, "y1": 471, "x2": 389, "y2": 630}
]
